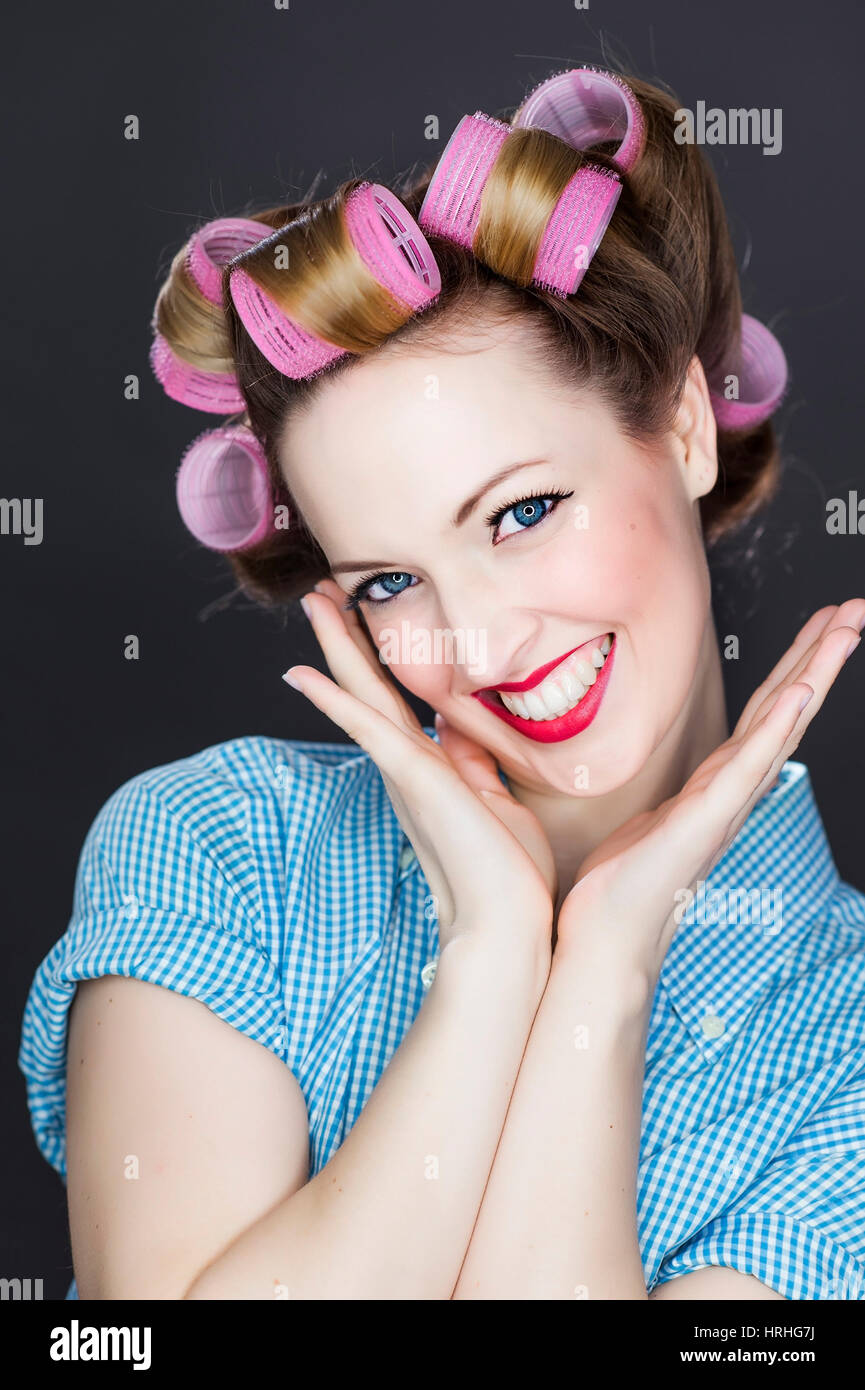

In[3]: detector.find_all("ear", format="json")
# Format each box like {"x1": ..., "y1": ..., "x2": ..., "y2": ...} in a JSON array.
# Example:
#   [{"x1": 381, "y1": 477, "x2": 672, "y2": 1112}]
[{"x1": 673, "y1": 355, "x2": 718, "y2": 501}]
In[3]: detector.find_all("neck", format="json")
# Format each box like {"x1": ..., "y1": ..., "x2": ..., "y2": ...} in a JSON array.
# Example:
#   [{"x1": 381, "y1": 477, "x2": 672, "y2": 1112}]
[{"x1": 503, "y1": 617, "x2": 730, "y2": 923}]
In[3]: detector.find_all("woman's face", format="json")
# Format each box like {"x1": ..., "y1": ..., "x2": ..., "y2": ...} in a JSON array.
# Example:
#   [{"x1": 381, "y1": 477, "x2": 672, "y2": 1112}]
[{"x1": 280, "y1": 317, "x2": 719, "y2": 797}]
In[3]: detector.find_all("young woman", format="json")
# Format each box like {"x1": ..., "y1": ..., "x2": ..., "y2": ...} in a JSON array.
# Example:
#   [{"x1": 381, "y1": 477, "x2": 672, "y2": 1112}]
[{"x1": 19, "y1": 64, "x2": 865, "y2": 1301}]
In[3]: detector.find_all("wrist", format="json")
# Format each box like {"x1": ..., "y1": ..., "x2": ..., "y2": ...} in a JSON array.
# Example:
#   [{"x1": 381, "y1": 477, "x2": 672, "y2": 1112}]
[
  {"x1": 551, "y1": 937, "x2": 656, "y2": 1026},
  {"x1": 436, "y1": 923, "x2": 552, "y2": 1004}
]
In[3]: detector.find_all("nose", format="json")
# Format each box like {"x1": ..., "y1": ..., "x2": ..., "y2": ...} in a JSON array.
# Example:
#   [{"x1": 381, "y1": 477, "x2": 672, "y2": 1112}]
[{"x1": 433, "y1": 572, "x2": 541, "y2": 691}]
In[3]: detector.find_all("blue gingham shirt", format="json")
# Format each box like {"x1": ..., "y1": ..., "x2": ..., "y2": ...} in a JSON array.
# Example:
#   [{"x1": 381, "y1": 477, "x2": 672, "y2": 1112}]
[{"x1": 18, "y1": 734, "x2": 865, "y2": 1300}]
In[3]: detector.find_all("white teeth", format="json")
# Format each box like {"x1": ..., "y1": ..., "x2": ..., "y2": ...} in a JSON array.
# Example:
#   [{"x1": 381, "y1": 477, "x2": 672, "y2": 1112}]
[
  {"x1": 498, "y1": 634, "x2": 614, "y2": 722},
  {"x1": 539, "y1": 679, "x2": 571, "y2": 718},
  {"x1": 575, "y1": 658, "x2": 597, "y2": 687},
  {"x1": 523, "y1": 690, "x2": 548, "y2": 720},
  {"x1": 561, "y1": 670, "x2": 583, "y2": 703}
]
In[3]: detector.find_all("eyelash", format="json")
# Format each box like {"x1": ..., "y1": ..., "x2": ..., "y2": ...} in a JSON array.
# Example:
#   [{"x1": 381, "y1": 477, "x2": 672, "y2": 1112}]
[{"x1": 342, "y1": 487, "x2": 575, "y2": 611}]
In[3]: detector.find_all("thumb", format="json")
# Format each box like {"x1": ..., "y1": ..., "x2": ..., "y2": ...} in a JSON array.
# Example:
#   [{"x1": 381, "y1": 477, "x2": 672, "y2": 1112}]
[{"x1": 434, "y1": 712, "x2": 512, "y2": 800}]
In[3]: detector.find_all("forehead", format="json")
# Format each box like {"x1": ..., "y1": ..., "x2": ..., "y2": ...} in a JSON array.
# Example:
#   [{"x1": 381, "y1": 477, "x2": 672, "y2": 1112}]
[{"x1": 279, "y1": 322, "x2": 600, "y2": 496}]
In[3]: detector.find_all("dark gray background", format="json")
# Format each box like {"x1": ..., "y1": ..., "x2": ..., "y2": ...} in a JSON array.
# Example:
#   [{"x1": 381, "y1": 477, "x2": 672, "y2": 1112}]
[{"x1": 3, "y1": 0, "x2": 862, "y2": 1298}]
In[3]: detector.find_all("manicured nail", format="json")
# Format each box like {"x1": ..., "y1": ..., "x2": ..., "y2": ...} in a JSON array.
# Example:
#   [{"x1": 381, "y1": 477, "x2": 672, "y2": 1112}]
[
  {"x1": 300, "y1": 595, "x2": 312, "y2": 619},
  {"x1": 282, "y1": 668, "x2": 304, "y2": 690},
  {"x1": 797, "y1": 686, "x2": 814, "y2": 712},
  {"x1": 845, "y1": 636, "x2": 861, "y2": 660}
]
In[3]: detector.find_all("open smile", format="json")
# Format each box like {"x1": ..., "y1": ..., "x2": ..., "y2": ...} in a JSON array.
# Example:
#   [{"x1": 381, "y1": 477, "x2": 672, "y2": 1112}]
[{"x1": 471, "y1": 633, "x2": 617, "y2": 744}]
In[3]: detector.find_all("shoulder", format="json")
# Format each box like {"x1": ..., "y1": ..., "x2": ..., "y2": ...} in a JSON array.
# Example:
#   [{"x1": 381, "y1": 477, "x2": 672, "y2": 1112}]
[
  {"x1": 84, "y1": 732, "x2": 391, "y2": 846},
  {"x1": 18, "y1": 733, "x2": 420, "y2": 1181},
  {"x1": 75, "y1": 732, "x2": 403, "y2": 910}
]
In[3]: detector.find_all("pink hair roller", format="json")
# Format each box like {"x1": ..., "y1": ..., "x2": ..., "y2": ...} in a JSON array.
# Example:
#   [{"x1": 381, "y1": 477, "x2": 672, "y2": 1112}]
[
  {"x1": 176, "y1": 424, "x2": 275, "y2": 552},
  {"x1": 513, "y1": 68, "x2": 788, "y2": 426},
  {"x1": 185, "y1": 217, "x2": 271, "y2": 305},
  {"x1": 512, "y1": 65, "x2": 647, "y2": 175},
  {"x1": 151, "y1": 216, "x2": 271, "y2": 413},
  {"x1": 417, "y1": 111, "x2": 511, "y2": 249},
  {"x1": 228, "y1": 182, "x2": 441, "y2": 380},
  {"x1": 418, "y1": 111, "x2": 622, "y2": 298},
  {"x1": 709, "y1": 314, "x2": 789, "y2": 430},
  {"x1": 149, "y1": 331, "x2": 248, "y2": 414}
]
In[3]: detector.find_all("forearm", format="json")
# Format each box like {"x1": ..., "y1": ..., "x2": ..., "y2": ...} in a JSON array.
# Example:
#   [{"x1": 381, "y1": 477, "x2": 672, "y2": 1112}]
[
  {"x1": 451, "y1": 945, "x2": 651, "y2": 1299},
  {"x1": 184, "y1": 928, "x2": 549, "y2": 1300}
]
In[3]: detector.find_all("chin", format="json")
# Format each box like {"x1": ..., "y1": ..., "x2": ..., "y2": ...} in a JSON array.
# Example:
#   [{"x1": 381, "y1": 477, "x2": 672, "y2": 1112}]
[{"x1": 496, "y1": 735, "x2": 651, "y2": 798}]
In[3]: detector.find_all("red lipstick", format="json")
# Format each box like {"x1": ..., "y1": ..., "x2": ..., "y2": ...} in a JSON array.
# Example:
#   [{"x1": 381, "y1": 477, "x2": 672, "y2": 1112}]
[{"x1": 471, "y1": 634, "x2": 617, "y2": 744}]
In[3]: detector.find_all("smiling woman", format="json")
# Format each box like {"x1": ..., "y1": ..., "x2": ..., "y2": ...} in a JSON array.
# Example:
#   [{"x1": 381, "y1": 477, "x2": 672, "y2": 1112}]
[{"x1": 17, "y1": 62, "x2": 865, "y2": 1302}]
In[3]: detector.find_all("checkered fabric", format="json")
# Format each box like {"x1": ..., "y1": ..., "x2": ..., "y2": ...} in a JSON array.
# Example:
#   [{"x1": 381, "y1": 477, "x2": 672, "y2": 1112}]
[{"x1": 17, "y1": 735, "x2": 865, "y2": 1300}]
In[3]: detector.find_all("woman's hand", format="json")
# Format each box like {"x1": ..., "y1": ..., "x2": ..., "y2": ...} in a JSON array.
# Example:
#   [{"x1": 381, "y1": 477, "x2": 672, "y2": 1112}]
[
  {"x1": 283, "y1": 579, "x2": 557, "y2": 956},
  {"x1": 556, "y1": 599, "x2": 865, "y2": 996}
]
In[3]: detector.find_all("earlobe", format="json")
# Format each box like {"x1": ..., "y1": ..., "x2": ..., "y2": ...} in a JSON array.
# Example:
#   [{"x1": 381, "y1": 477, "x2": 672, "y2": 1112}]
[{"x1": 675, "y1": 355, "x2": 719, "y2": 501}]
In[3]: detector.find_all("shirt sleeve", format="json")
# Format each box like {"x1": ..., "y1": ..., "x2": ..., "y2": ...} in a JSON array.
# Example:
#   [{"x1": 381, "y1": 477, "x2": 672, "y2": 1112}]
[
  {"x1": 651, "y1": 1063, "x2": 865, "y2": 1300},
  {"x1": 18, "y1": 760, "x2": 292, "y2": 1182}
]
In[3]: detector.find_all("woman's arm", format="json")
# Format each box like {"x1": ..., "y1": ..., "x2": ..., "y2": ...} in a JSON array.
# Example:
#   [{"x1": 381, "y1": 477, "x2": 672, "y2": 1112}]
[
  {"x1": 452, "y1": 605, "x2": 862, "y2": 1299},
  {"x1": 68, "y1": 925, "x2": 548, "y2": 1301},
  {"x1": 450, "y1": 948, "x2": 789, "y2": 1300},
  {"x1": 451, "y1": 942, "x2": 649, "y2": 1299}
]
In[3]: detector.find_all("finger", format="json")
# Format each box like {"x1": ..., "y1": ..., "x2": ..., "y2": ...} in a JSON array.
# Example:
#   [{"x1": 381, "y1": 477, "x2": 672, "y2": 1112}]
[
  {"x1": 311, "y1": 578, "x2": 384, "y2": 681},
  {"x1": 283, "y1": 664, "x2": 531, "y2": 919},
  {"x1": 700, "y1": 680, "x2": 814, "y2": 842},
  {"x1": 738, "y1": 617, "x2": 861, "y2": 740},
  {"x1": 301, "y1": 589, "x2": 418, "y2": 728},
  {"x1": 434, "y1": 713, "x2": 513, "y2": 798},
  {"x1": 733, "y1": 604, "x2": 837, "y2": 735},
  {"x1": 736, "y1": 600, "x2": 864, "y2": 738}
]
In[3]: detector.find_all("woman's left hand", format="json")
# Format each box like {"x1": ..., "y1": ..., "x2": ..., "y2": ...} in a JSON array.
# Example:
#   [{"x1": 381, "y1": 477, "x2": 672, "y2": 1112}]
[{"x1": 555, "y1": 600, "x2": 864, "y2": 997}]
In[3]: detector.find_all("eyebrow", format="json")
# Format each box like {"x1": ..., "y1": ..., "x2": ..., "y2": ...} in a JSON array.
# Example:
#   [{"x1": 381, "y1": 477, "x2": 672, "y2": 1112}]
[{"x1": 329, "y1": 459, "x2": 549, "y2": 575}]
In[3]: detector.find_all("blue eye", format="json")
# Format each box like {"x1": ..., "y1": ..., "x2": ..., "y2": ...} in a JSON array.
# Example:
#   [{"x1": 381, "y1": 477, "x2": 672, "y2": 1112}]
[
  {"x1": 347, "y1": 571, "x2": 417, "y2": 608},
  {"x1": 342, "y1": 486, "x2": 574, "y2": 610},
  {"x1": 488, "y1": 488, "x2": 573, "y2": 542},
  {"x1": 496, "y1": 497, "x2": 551, "y2": 538},
  {"x1": 368, "y1": 571, "x2": 415, "y2": 600}
]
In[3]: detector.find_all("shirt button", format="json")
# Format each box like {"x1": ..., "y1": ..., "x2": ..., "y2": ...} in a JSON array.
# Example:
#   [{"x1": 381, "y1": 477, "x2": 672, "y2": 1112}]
[
  {"x1": 701, "y1": 1013, "x2": 725, "y2": 1039},
  {"x1": 398, "y1": 842, "x2": 417, "y2": 872}
]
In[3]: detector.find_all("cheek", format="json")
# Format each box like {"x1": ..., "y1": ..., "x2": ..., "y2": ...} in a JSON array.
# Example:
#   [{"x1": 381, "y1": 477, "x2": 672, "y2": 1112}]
[{"x1": 365, "y1": 613, "x2": 455, "y2": 704}]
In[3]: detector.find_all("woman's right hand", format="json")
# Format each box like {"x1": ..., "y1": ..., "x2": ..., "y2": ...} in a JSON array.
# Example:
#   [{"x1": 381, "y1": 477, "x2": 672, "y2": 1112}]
[{"x1": 283, "y1": 579, "x2": 556, "y2": 961}]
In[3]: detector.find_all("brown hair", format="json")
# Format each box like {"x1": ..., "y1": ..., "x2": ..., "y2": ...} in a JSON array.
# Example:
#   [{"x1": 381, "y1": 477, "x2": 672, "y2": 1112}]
[{"x1": 152, "y1": 66, "x2": 783, "y2": 607}]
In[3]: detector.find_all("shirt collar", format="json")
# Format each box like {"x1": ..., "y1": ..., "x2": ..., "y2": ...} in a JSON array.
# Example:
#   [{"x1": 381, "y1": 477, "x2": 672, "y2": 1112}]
[{"x1": 658, "y1": 759, "x2": 841, "y2": 1054}]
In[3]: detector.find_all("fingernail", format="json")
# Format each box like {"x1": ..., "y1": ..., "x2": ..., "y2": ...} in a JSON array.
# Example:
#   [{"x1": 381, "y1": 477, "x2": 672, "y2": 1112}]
[
  {"x1": 797, "y1": 686, "x2": 814, "y2": 712},
  {"x1": 845, "y1": 636, "x2": 861, "y2": 660},
  {"x1": 300, "y1": 595, "x2": 312, "y2": 619},
  {"x1": 282, "y1": 669, "x2": 304, "y2": 691}
]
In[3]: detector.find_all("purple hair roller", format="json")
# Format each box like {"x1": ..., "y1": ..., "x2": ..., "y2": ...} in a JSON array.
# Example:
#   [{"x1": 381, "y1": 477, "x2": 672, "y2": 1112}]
[{"x1": 176, "y1": 424, "x2": 275, "y2": 552}]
